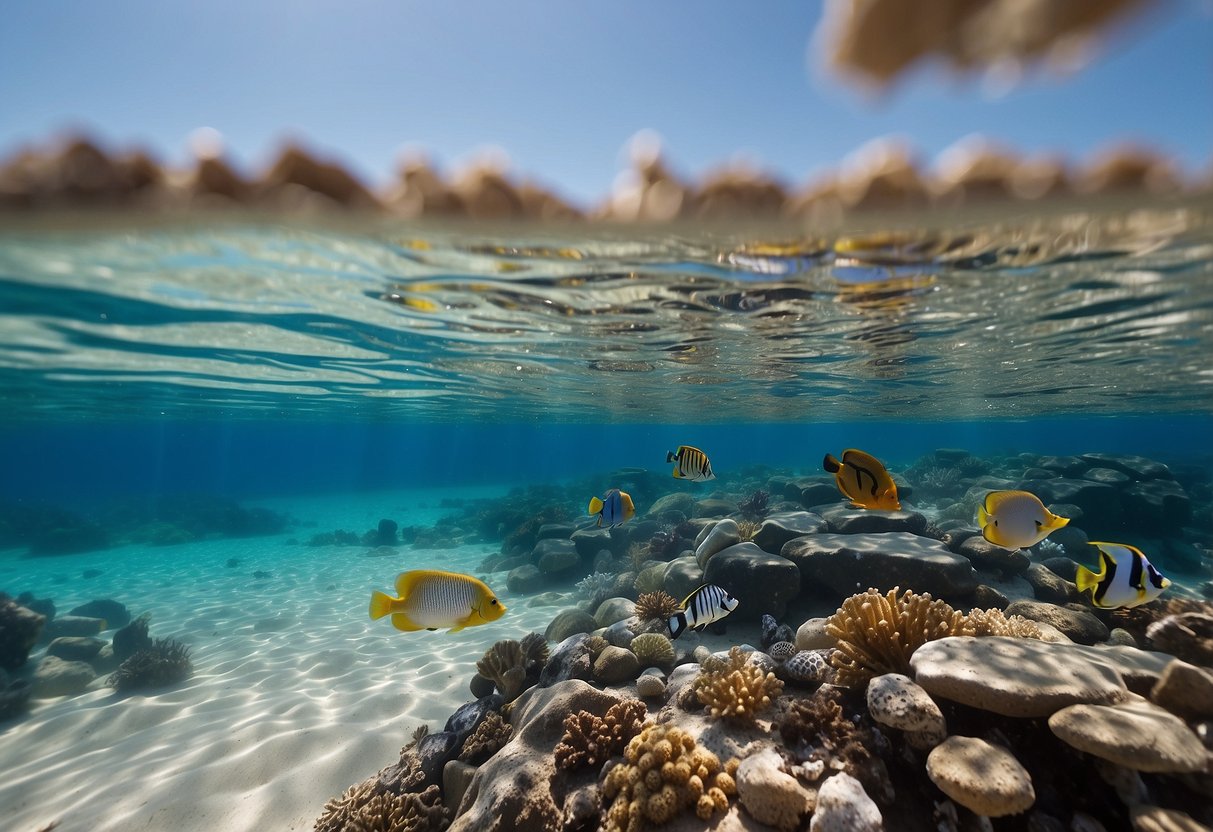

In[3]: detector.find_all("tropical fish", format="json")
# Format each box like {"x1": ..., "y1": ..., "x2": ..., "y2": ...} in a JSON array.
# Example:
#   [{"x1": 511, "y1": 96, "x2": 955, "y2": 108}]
[
  {"x1": 823, "y1": 449, "x2": 901, "y2": 510},
  {"x1": 588, "y1": 488, "x2": 635, "y2": 528},
  {"x1": 977, "y1": 490, "x2": 1069, "y2": 549},
  {"x1": 668, "y1": 584, "x2": 738, "y2": 639},
  {"x1": 667, "y1": 445, "x2": 715, "y2": 482},
  {"x1": 369, "y1": 569, "x2": 506, "y2": 633},
  {"x1": 1076, "y1": 542, "x2": 1171, "y2": 609}
]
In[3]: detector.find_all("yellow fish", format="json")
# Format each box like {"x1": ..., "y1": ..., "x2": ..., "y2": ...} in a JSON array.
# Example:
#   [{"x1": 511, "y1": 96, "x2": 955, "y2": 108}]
[
  {"x1": 369, "y1": 569, "x2": 506, "y2": 633},
  {"x1": 977, "y1": 490, "x2": 1069, "y2": 550},
  {"x1": 1076, "y1": 542, "x2": 1171, "y2": 609},
  {"x1": 823, "y1": 449, "x2": 901, "y2": 510}
]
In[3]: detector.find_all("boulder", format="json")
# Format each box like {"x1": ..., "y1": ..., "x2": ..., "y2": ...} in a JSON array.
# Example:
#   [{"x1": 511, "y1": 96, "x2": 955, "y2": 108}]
[
  {"x1": 1023, "y1": 563, "x2": 1076, "y2": 604},
  {"x1": 810, "y1": 772, "x2": 881, "y2": 832},
  {"x1": 592, "y1": 645, "x2": 640, "y2": 684},
  {"x1": 571, "y1": 527, "x2": 622, "y2": 559},
  {"x1": 1122, "y1": 479, "x2": 1191, "y2": 530},
  {"x1": 31, "y1": 655, "x2": 96, "y2": 698},
  {"x1": 693, "y1": 499, "x2": 738, "y2": 518},
  {"x1": 67, "y1": 599, "x2": 130, "y2": 629},
  {"x1": 1048, "y1": 700, "x2": 1208, "y2": 773},
  {"x1": 544, "y1": 609, "x2": 597, "y2": 643},
  {"x1": 594, "y1": 598, "x2": 636, "y2": 629},
  {"x1": 736, "y1": 746, "x2": 815, "y2": 831},
  {"x1": 797, "y1": 482, "x2": 842, "y2": 508},
  {"x1": 1079, "y1": 453, "x2": 1172, "y2": 481},
  {"x1": 1016, "y1": 478, "x2": 1121, "y2": 532},
  {"x1": 506, "y1": 564, "x2": 543, "y2": 594},
  {"x1": 694, "y1": 519, "x2": 740, "y2": 568},
  {"x1": 1084, "y1": 467, "x2": 1131, "y2": 486},
  {"x1": 926, "y1": 736, "x2": 1035, "y2": 817},
  {"x1": 647, "y1": 492, "x2": 696, "y2": 516},
  {"x1": 1005, "y1": 600, "x2": 1108, "y2": 645},
  {"x1": 46, "y1": 636, "x2": 104, "y2": 663},
  {"x1": 0, "y1": 596, "x2": 45, "y2": 670},
  {"x1": 1037, "y1": 455, "x2": 1089, "y2": 477},
  {"x1": 662, "y1": 556, "x2": 703, "y2": 601},
  {"x1": 538, "y1": 634, "x2": 593, "y2": 687},
  {"x1": 533, "y1": 538, "x2": 580, "y2": 576},
  {"x1": 702, "y1": 542, "x2": 800, "y2": 621},
  {"x1": 752, "y1": 511, "x2": 828, "y2": 555},
  {"x1": 1150, "y1": 660, "x2": 1213, "y2": 718},
  {"x1": 816, "y1": 506, "x2": 929, "y2": 536},
  {"x1": 795, "y1": 618, "x2": 834, "y2": 651},
  {"x1": 445, "y1": 694, "x2": 505, "y2": 742},
  {"x1": 1130, "y1": 806, "x2": 1212, "y2": 832},
  {"x1": 781, "y1": 532, "x2": 978, "y2": 599},
  {"x1": 957, "y1": 536, "x2": 1030, "y2": 575},
  {"x1": 866, "y1": 673, "x2": 946, "y2": 748},
  {"x1": 43, "y1": 615, "x2": 106, "y2": 640}
]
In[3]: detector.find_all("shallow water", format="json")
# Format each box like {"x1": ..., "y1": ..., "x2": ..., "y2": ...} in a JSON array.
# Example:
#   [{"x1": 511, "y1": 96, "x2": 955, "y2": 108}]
[{"x1": 1, "y1": 204, "x2": 1212, "y2": 832}]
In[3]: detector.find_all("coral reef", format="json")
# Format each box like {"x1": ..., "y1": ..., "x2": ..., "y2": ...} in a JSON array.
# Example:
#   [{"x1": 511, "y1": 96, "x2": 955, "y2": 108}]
[
  {"x1": 107, "y1": 637, "x2": 193, "y2": 692},
  {"x1": 778, "y1": 689, "x2": 879, "y2": 790},
  {"x1": 518, "y1": 632, "x2": 549, "y2": 675},
  {"x1": 738, "y1": 490, "x2": 770, "y2": 521},
  {"x1": 475, "y1": 640, "x2": 528, "y2": 702},
  {"x1": 826, "y1": 587, "x2": 973, "y2": 687},
  {"x1": 601, "y1": 723, "x2": 738, "y2": 831},
  {"x1": 633, "y1": 591, "x2": 681, "y2": 626},
  {"x1": 554, "y1": 697, "x2": 647, "y2": 771},
  {"x1": 629, "y1": 633, "x2": 676, "y2": 668},
  {"x1": 315, "y1": 780, "x2": 448, "y2": 832},
  {"x1": 965, "y1": 607, "x2": 1044, "y2": 639},
  {"x1": 458, "y1": 711, "x2": 512, "y2": 766},
  {"x1": 693, "y1": 646, "x2": 784, "y2": 723}
]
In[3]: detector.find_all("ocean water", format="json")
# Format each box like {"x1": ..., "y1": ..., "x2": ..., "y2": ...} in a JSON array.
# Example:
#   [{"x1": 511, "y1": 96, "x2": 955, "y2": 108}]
[{"x1": 1, "y1": 203, "x2": 1212, "y2": 831}]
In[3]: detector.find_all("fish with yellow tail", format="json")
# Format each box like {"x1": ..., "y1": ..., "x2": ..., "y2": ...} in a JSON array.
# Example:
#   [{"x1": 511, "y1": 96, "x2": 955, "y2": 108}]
[
  {"x1": 823, "y1": 449, "x2": 901, "y2": 510},
  {"x1": 588, "y1": 488, "x2": 635, "y2": 528},
  {"x1": 668, "y1": 584, "x2": 738, "y2": 639},
  {"x1": 666, "y1": 445, "x2": 715, "y2": 482},
  {"x1": 1076, "y1": 542, "x2": 1170, "y2": 609},
  {"x1": 977, "y1": 490, "x2": 1069, "y2": 549},
  {"x1": 369, "y1": 569, "x2": 506, "y2": 633}
]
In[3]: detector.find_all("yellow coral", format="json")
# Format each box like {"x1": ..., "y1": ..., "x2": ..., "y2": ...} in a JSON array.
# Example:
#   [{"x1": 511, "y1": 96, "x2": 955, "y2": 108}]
[
  {"x1": 965, "y1": 607, "x2": 1044, "y2": 639},
  {"x1": 599, "y1": 723, "x2": 739, "y2": 832},
  {"x1": 826, "y1": 586, "x2": 974, "y2": 687},
  {"x1": 693, "y1": 646, "x2": 784, "y2": 722}
]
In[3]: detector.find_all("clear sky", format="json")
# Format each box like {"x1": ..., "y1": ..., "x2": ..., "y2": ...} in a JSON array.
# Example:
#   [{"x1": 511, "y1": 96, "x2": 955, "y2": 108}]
[{"x1": 1, "y1": 0, "x2": 1209, "y2": 206}]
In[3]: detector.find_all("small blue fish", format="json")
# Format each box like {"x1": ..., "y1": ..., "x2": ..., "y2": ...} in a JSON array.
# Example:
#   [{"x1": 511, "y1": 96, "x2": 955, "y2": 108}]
[{"x1": 588, "y1": 488, "x2": 635, "y2": 528}]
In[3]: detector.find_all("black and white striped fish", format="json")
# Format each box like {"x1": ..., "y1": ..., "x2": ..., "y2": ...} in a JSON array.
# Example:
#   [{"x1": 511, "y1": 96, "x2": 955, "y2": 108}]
[
  {"x1": 667, "y1": 445, "x2": 715, "y2": 482},
  {"x1": 668, "y1": 584, "x2": 738, "y2": 639}
]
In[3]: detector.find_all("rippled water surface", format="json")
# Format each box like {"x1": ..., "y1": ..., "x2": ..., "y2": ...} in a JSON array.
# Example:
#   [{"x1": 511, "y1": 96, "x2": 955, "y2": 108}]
[{"x1": 2, "y1": 204, "x2": 1211, "y2": 422}]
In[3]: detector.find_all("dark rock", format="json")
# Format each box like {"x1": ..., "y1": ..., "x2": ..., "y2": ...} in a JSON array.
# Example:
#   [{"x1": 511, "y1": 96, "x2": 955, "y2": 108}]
[
  {"x1": 46, "y1": 636, "x2": 105, "y2": 662},
  {"x1": 0, "y1": 674, "x2": 31, "y2": 721},
  {"x1": 782, "y1": 532, "x2": 979, "y2": 599},
  {"x1": 760, "y1": 614, "x2": 794, "y2": 648},
  {"x1": 973, "y1": 584, "x2": 1010, "y2": 610},
  {"x1": 0, "y1": 595, "x2": 45, "y2": 671},
  {"x1": 374, "y1": 518, "x2": 398, "y2": 546},
  {"x1": 533, "y1": 538, "x2": 580, "y2": 576},
  {"x1": 571, "y1": 527, "x2": 623, "y2": 559},
  {"x1": 544, "y1": 609, "x2": 597, "y2": 643},
  {"x1": 1122, "y1": 479, "x2": 1191, "y2": 530},
  {"x1": 1023, "y1": 563, "x2": 1076, "y2": 604},
  {"x1": 1017, "y1": 478, "x2": 1121, "y2": 531},
  {"x1": 1079, "y1": 453, "x2": 1172, "y2": 481},
  {"x1": 469, "y1": 673, "x2": 495, "y2": 699},
  {"x1": 662, "y1": 556, "x2": 703, "y2": 601},
  {"x1": 796, "y1": 482, "x2": 840, "y2": 509},
  {"x1": 539, "y1": 633, "x2": 593, "y2": 686},
  {"x1": 1049, "y1": 525, "x2": 1094, "y2": 557},
  {"x1": 68, "y1": 599, "x2": 129, "y2": 629},
  {"x1": 112, "y1": 615, "x2": 152, "y2": 662},
  {"x1": 957, "y1": 536, "x2": 1030, "y2": 576},
  {"x1": 252, "y1": 570, "x2": 272, "y2": 580},
  {"x1": 445, "y1": 694, "x2": 504, "y2": 742},
  {"x1": 536, "y1": 523, "x2": 575, "y2": 541},
  {"x1": 32, "y1": 655, "x2": 96, "y2": 698},
  {"x1": 415, "y1": 730, "x2": 461, "y2": 789},
  {"x1": 82, "y1": 569, "x2": 103, "y2": 579},
  {"x1": 816, "y1": 506, "x2": 929, "y2": 536},
  {"x1": 1083, "y1": 467, "x2": 1131, "y2": 486},
  {"x1": 225, "y1": 558, "x2": 239, "y2": 568},
  {"x1": 1037, "y1": 455, "x2": 1089, "y2": 477},
  {"x1": 506, "y1": 564, "x2": 543, "y2": 595},
  {"x1": 942, "y1": 528, "x2": 982, "y2": 552},
  {"x1": 693, "y1": 499, "x2": 738, "y2": 518},
  {"x1": 43, "y1": 615, "x2": 105, "y2": 640},
  {"x1": 752, "y1": 511, "x2": 828, "y2": 554},
  {"x1": 16, "y1": 593, "x2": 54, "y2": 621},
  {"x1": 1022, "y1": 467, "x2": 1054, "y2": 480},
  {"x1": 1041, "y1": 557, "x2": 1080, "y2": 583},
  {"x1": 1146, "y1": 613, "x2": 1213, "y2": 667},
  {"x1": 702, "y1": 542, "x2": 800, "y2": 621},
  {"x1": 1005, "y1": 600, "x2": 1109, "y2": 645},
  {"x1": 608, "y1": 573, "x2": 640, "y2": 601}
]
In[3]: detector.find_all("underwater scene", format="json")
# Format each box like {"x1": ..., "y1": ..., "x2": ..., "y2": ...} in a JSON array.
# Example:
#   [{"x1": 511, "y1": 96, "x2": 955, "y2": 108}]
[{"x1": 1, "y1": 206, "x2": 1212, "y2": 832}]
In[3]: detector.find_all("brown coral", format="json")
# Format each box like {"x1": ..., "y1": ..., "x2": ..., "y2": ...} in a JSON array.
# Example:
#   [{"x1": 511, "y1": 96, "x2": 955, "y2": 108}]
[
  {"x1": 458, "y1": 711, "x2": 513, "y2": 765},
  {"x1": 475, "y1": 639, "x2": 528, "y2": 702},
  {"x1": 826, "y1": 586, "x2": 973, "y2": 687},
  {"x1": 519, "y1": 632, "x2": 549, "y2": 672},
  {"x1": 601, "y1": 723, "x2": 738, "y2": 832},
  {"x1": 634, "y1": 591, "x2": 681, "y2": 625},
  {"x1": 693, "y1": 646, "x2": 784, "y2": 723},
  {"x1": 314, "y1": 781, "x2": 448, "y2": 832},
  {"x1": 964, "y1": 607, "x2": 1043, "y2": 639},
  {"x1": 777, "y1": 690, "x2": 885, "y2": 797},
  {"x1": 555, "y1": 698, "x2": 648, "y2": 771}
]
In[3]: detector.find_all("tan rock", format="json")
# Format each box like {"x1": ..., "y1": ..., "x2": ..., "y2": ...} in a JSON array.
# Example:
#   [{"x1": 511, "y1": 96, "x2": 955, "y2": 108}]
[
  {"x1": 866, "y1": 673, "x2": 946, "y2": 746},
  {"x1": 1048, "y1": 700, "x2": 1209, "y2": 773},
  {"x1": 926, "y1": 736, "x2": 1035, "y2": 817},
  {"x1": 1151, "y1": 660, "x2": 1213, "y2": 719},
  {"x1": 1131, "y1": 805, "x2": 1213, "y2": 832},
  {"x1": 260, "y1": 143, "x2": 379, "y2": 208},
  {"x1": 736, "y1": 747, "x2": 814, "y2": 832}
]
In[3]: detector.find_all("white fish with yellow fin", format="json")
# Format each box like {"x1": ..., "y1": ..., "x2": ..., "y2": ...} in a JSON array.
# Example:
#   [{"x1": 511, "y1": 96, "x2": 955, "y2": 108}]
[
  {"x1": 370, "y1": 569, "x2": 506, "y2": 633},
  {"x1": 1076, "y1": 542, "x2": 1170, "y2": 609},
  {"x1": 977, "y1": 490, "x2": 1069, "y2": 549}
]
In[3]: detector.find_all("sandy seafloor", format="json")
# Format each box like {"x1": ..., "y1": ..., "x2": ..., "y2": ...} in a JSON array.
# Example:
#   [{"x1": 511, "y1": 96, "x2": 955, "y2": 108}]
[{"x1": 0, "y1": 486, "x2": 576, "y2": 832}]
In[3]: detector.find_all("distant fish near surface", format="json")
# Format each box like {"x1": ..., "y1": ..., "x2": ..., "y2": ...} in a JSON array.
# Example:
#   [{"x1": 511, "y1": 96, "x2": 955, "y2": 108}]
[
  {"x1": 1076, "y1": 542, "x2": 1171, "y2": 609},
  {"x1": 588, "y1": 488, "x2": 635, "y2": 528},
  {"x1": 823, "y1": 448, "x2": 901, "y2": 510},
  {"x1": 369, "y1": 569, "x2": 506, "y2": 633},
  {"x1": 977, "y1": 489, "x2": 1069, "y2": 549},
  {"x1": 668, "y1": 584, "x2": 738, "y2": 640},
  {"x1": 666, "y1": 445, "x2": 715, "y2": 482}
]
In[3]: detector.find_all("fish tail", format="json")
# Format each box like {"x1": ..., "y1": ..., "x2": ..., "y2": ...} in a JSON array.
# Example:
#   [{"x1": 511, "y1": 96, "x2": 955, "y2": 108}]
[
  {"x1": 823, "y1": 454, "x2": 841, "y2": 473},
  {"x1": 666, "y1": 450, "x2": 676, "y2": 463},
  {"x1": 588, "y1": 496, "x2": 604, "y2": 515},
  {"x1": 668, "y1": 612, "x2": 688, "y2": 640},
  {"x1": 1074, "y1": 565, "x2": 1098, "y2": 595},
  {"x1": 369, "y1": 590, "x2": 395, "y2": 620}
]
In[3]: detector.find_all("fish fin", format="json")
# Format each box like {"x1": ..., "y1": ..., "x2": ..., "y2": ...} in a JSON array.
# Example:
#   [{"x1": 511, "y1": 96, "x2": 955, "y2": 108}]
[
  {"x1": 672, "y1": 468, "x2": 683, "y2": 478},
  {"x1": 668, "y1": 612, "x2": 687, "y2": 640},
  {"x1": 680, "y1": 584, "x2": 708, "y2": 607},
  {"x1": 391, "y1": 613, "x2": 424, "y2": 632},
  {"x1": 981, "y1": 523, "x2": 1010, "y2": 548},
  {"x1": 447, "y1": 623, "x2": 466, "y2": 633},
  {"x1": 394, "y1": 570, "x2": 438, "y2": 598},
  {"x1": 981, "y1": 490, "x2": 1027, "y2": 513},
  {"x1": 1074, "y1": 564, "x2": 1099, "y2": 594},
  {"x1": 666, "y1": 451, "x2": 676, "y2": 463},
  {"x1": 369, "y1": 590, "x2": 395, "y2": 620},
  {"x1": 588, "y1": 496, "x2": 604, "y2": 515},
  {"x1": 1050, "y1": 513, "x2": 1070, "y2": 529},
  {"x1": 822, "y1": 454, "x2": 842, "y2": 474},
  {"x1": 977, "y1": 502, "x2": 990, "y2": 528}
]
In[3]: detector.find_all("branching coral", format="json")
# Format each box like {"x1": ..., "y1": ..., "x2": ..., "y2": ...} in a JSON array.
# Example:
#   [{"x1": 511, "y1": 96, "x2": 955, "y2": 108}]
[
  {"x1": 964, "y1": 607, "x2": 1043, "y2": 639},
  {"x1": 601, "y1": 723, "x2": 739, "y2": 832},
  {"x1": 634, "y1": 591, "x2": 681, "y2": 625},
  {"x1": 738, "y1": 490, "x2": 770, "y2": 521},
  {"x1": 554, "y1": 698, "x2": 648, "y2": 771},
  {"x1": 475, "y1": 639, "x2": 527, "y2": 702},
  {"x1": 735, "y1": 519, "x2": 761, "y2": 543},
  {"x1": 458, "y1": 711, "x2": 512, "y2": 765},
  {"x1": 107, "y1": 637, "x2": 193, "y2": 692},
  {"x1": 826, "y1": 587, "x2": 973, "y2": 688},
  {"x1": 315, "y1": 780, "x2": 448, "y2": 832},
  {"x1": 693, "y1": 646, "x2": 784, "y2": 723}
]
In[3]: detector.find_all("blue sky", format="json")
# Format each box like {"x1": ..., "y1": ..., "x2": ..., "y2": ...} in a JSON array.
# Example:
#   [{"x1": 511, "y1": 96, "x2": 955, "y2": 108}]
[{"x1": 1, "y1": 0, "x2": 1209, "y2": 205}]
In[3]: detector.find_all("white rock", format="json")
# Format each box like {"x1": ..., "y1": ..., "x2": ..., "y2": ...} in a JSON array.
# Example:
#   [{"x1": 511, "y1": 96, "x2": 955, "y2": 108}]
[
  {"x1": 736, "y1": 747, "x2": 814, "y2": 832},
  {"x1": 867, "y1": 673, "x2": 946, "y2": 748},
  {"x1": 795, "y1": 617, "x2": 835, "y2": 651},
  {"x1": 810, "y1": 772, "x2": 882, "y2": 832},
  {"x1": 695, "y1": 519, "x2": 740, "y2": 568}
]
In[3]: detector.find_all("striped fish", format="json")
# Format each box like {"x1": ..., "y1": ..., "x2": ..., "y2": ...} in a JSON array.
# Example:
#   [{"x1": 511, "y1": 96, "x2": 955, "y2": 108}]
[
  {"x1": 668, "y1": 584, "x2": 738, "y2": 639},
  {"x1": 369, "y1": 569, "x2": 506, "y2": 633},
  {"x1": 588, "y1": 488, "x2": 635, "y2": 528},
  {"x1": 667, "y1": 445, "x2": 715, "y2": 482},
  {"x1": 1076, "y1": 542, "x2": 1171, "y2": 609}
]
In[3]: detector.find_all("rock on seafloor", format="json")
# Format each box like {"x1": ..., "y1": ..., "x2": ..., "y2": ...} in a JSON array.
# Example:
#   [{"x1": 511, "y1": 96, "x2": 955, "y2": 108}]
[
  {"x1": 781, "y1": 532, "x2": 978, "y2": 598},
  {"x1": 926, "y1": 736, "x2": 1036, "y2": 817},
  {"x1": 736, "y1": 746, "x2": 815, "y2": 832},
  {"x1": 1048, "y1": 700, "x2": 1210, "y2": 773},
  {"x1": 702, "y1": 542, "x2": 800, "y2": 621},
  {"x1": 809, "y1": 772, "x2": 882, "y2": 832}
]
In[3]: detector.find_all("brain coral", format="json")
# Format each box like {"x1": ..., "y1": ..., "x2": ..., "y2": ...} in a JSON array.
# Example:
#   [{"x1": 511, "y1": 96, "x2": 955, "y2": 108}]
[
  {"x1": 693, "y1": 646, "x2": 784, "y2": 723},
  {"x1": 601, "y1": 722, "x2": 739, "y2": 832},
  {"x1": 826, "y1": 587, "x2": 972, "y2": 687},
  {"x1": 555, "y1": 697, "x2": 648, "y2": 771},
  {"x1": 630, "y1": 633, "x2": 676, "y2": 668}
]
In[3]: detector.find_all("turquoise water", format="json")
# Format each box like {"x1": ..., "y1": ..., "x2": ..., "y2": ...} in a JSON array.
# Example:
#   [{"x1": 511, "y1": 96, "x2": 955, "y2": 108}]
[{"x1": 1, "y1": 204, "x2": 1212, "y2": 831}]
